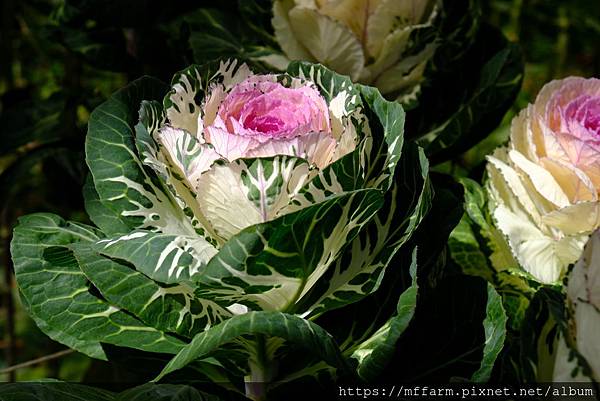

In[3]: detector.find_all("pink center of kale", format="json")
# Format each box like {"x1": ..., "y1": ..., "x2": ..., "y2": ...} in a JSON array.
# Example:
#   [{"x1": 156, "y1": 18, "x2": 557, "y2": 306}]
[
  {"x1": 217, "y1": 78, "x2": 330, "y2": 139},
  {"x1": 564, "y1": 95, "x2": 600, "y2": 136}
]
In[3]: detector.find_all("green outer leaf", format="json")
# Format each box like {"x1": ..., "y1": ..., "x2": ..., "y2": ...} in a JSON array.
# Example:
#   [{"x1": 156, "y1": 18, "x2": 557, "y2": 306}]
[
  {"x1": 449, "y1": 177, "x2": 528, "y2": 283},
  {"x1": 449, "y1": 177, "x2": 536, "y2": 331},
  {"x1": 154, "y1": 312, "x2": 351, "y2": 381},
  {"x1": 351, "y1": 247, "x2": 419, "y2": 381},
  {"x1": 11, "y1": 213, "x2": 185, "y2": 357},
  {"x1": 315, "y1": 173, "x2": 462, "y2": 376},
  {"x1": 471, "y1": 283, "x2": 507, "y2": 382},
  {"x1": 115, "y1": 383, "x2": 222, "y2": 401},
  {"x1": 194, "y1": 189, "x2": 384, "y2": 312},
  {"x1": 17, "y1": 292, "x2": 107, "y2": 360},
  {"x1": 449, "y1": 217, "x2": 492, "y2": 280},
  {"x1": 83, "y1": 173, "x2": 130, "y2": 236},
  {"x1": 0, "y1": 382, "x2": 115, "y2": 401},
  {"x1": 86, "y1": 76, "x2": 196, "y2": 236},
  {"x1": 12, "y1": 214, "x2": 107, "y2": 360},
  {"x1": 72, "y1": 244, "x2": 231, "y2": 339}
]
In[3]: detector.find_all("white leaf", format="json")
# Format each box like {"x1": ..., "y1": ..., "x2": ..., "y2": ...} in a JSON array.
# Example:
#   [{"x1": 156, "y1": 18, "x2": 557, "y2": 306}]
[{"x1": 491, "y1": 202, "x2": 586, "y2": 284}]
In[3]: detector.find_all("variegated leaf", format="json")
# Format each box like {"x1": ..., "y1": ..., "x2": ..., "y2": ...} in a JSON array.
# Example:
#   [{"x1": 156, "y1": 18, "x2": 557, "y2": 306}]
[
  {"x1": 287, "y1": 61, "x2": 361, "y2": 111},
  {"x1": 86, "y1": 76, "x2": 198, "y2": 237},
  {"x1": 194, "y1": 189, "x2": 384, "y2": 312},
  {"x1": 164, "y1": 60, "x2": 252, "y2": 136},
  {"x1": 300, "y1": 143, "x2": 431, "y2": 317},
  {"x1": 72, "y1": 244, "x2": 231, "y2": 339},
  {"x1": 287, "y1": 62, "x2": 405, "y2": 190},
  {"x1": 83, "y1": 173, "x2": 130, "y2": 236},
  {"x1": 351, "y1": 248, "x2": 418, "y2": 381},
  {"x1": 11, "y1": 214, "x2": 185, "y2": 358},
  {"x1": 358, "y1": 84, "x2": 405, "y2": 189},
  {"x1": 93, "y1": 231, "x2": 217, "y2": 285},
  {"x1": 136, "y1": 101, "x2": 220, "y2": 243},
  {"x1": 154, "y1": 312, "x2": 351, "y2": 381},
  {"x1": 471, "y1": 283, "x2": 507, "y2": 382},
  {"x1": 195, "y1": 156, "x2": 313, "y2": 242}
]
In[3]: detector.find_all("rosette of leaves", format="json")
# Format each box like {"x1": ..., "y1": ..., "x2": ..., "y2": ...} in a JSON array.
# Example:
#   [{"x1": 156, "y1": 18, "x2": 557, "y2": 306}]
[{"x1": 10, "y1": 60, "x2": 431, "y2": 399}]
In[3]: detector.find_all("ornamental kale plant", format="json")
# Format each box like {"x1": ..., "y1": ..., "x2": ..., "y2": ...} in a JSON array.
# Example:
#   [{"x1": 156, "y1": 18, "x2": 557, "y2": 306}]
[
  {"x1": 10, "y1": 60, "x2": 431, "y2": 398},
  {"x1": 486, "y1": 78, "x2": 600, "y2": 284}
]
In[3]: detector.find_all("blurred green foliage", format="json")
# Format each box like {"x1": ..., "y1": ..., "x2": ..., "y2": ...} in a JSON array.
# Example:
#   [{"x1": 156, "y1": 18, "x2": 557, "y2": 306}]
[{"x1": 0, "y1": 0, "x2": 598, "y2": 387}]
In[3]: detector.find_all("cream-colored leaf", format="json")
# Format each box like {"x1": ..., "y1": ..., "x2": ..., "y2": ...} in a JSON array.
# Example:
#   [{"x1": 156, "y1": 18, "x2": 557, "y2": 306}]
[
  {"x1": 486, "y1": 150, "x2": 542, "y2": 226},
  {"x1": 508, "y1": 149, "x2": 571, "y2": 208},
  {"x1": 372, "y1": 43, "x2": 435, "y2": 94},
  {"x1": 196, "y1": 163, "x2": 262, "y2": 242},
  {"x1": 316, "y1": 0, "x2": 381, "y2": 46},
  {"x1": 288, "y1": 7, "x2": 366, "y2": 81},
  {"x1": 362, "y1": 26, "x2": 412, "y2": 81},
  {"x1": 167, "y1": 71, "x2": 202, "y2": 136},
  {"x1": 366, "y1": 0, "x2": 434, "y2": 58},
  {"x1": 195, "y1": 157, "x2": 313, "y2": 241},
  {"x1": 273, "y1": 0, "x2": 316, "y2": 62},
  {"x1": 492, "y1": 203, "x2": 587, "y2": 284},
  {"x1": 536, "y1": 118, "x2": 568, "y2": 162},
  {"x1": 540, "y1": 157, "x2": 597, "y2": 203},
  {"x1": 509, "y1": 106, "x2": 539, "y2": 162},
  {"x1": 542, "y1": 202, "x2": 600, "y2": 235}
]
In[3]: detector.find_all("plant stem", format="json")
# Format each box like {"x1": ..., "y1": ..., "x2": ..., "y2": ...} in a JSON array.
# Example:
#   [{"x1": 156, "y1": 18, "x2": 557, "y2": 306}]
[
  {"x1": 0, "y1": 349, "x2": 74, "y2": 375},
  {"x1": 245, "y1": 335, "x2": 270, "y2": 401}
]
